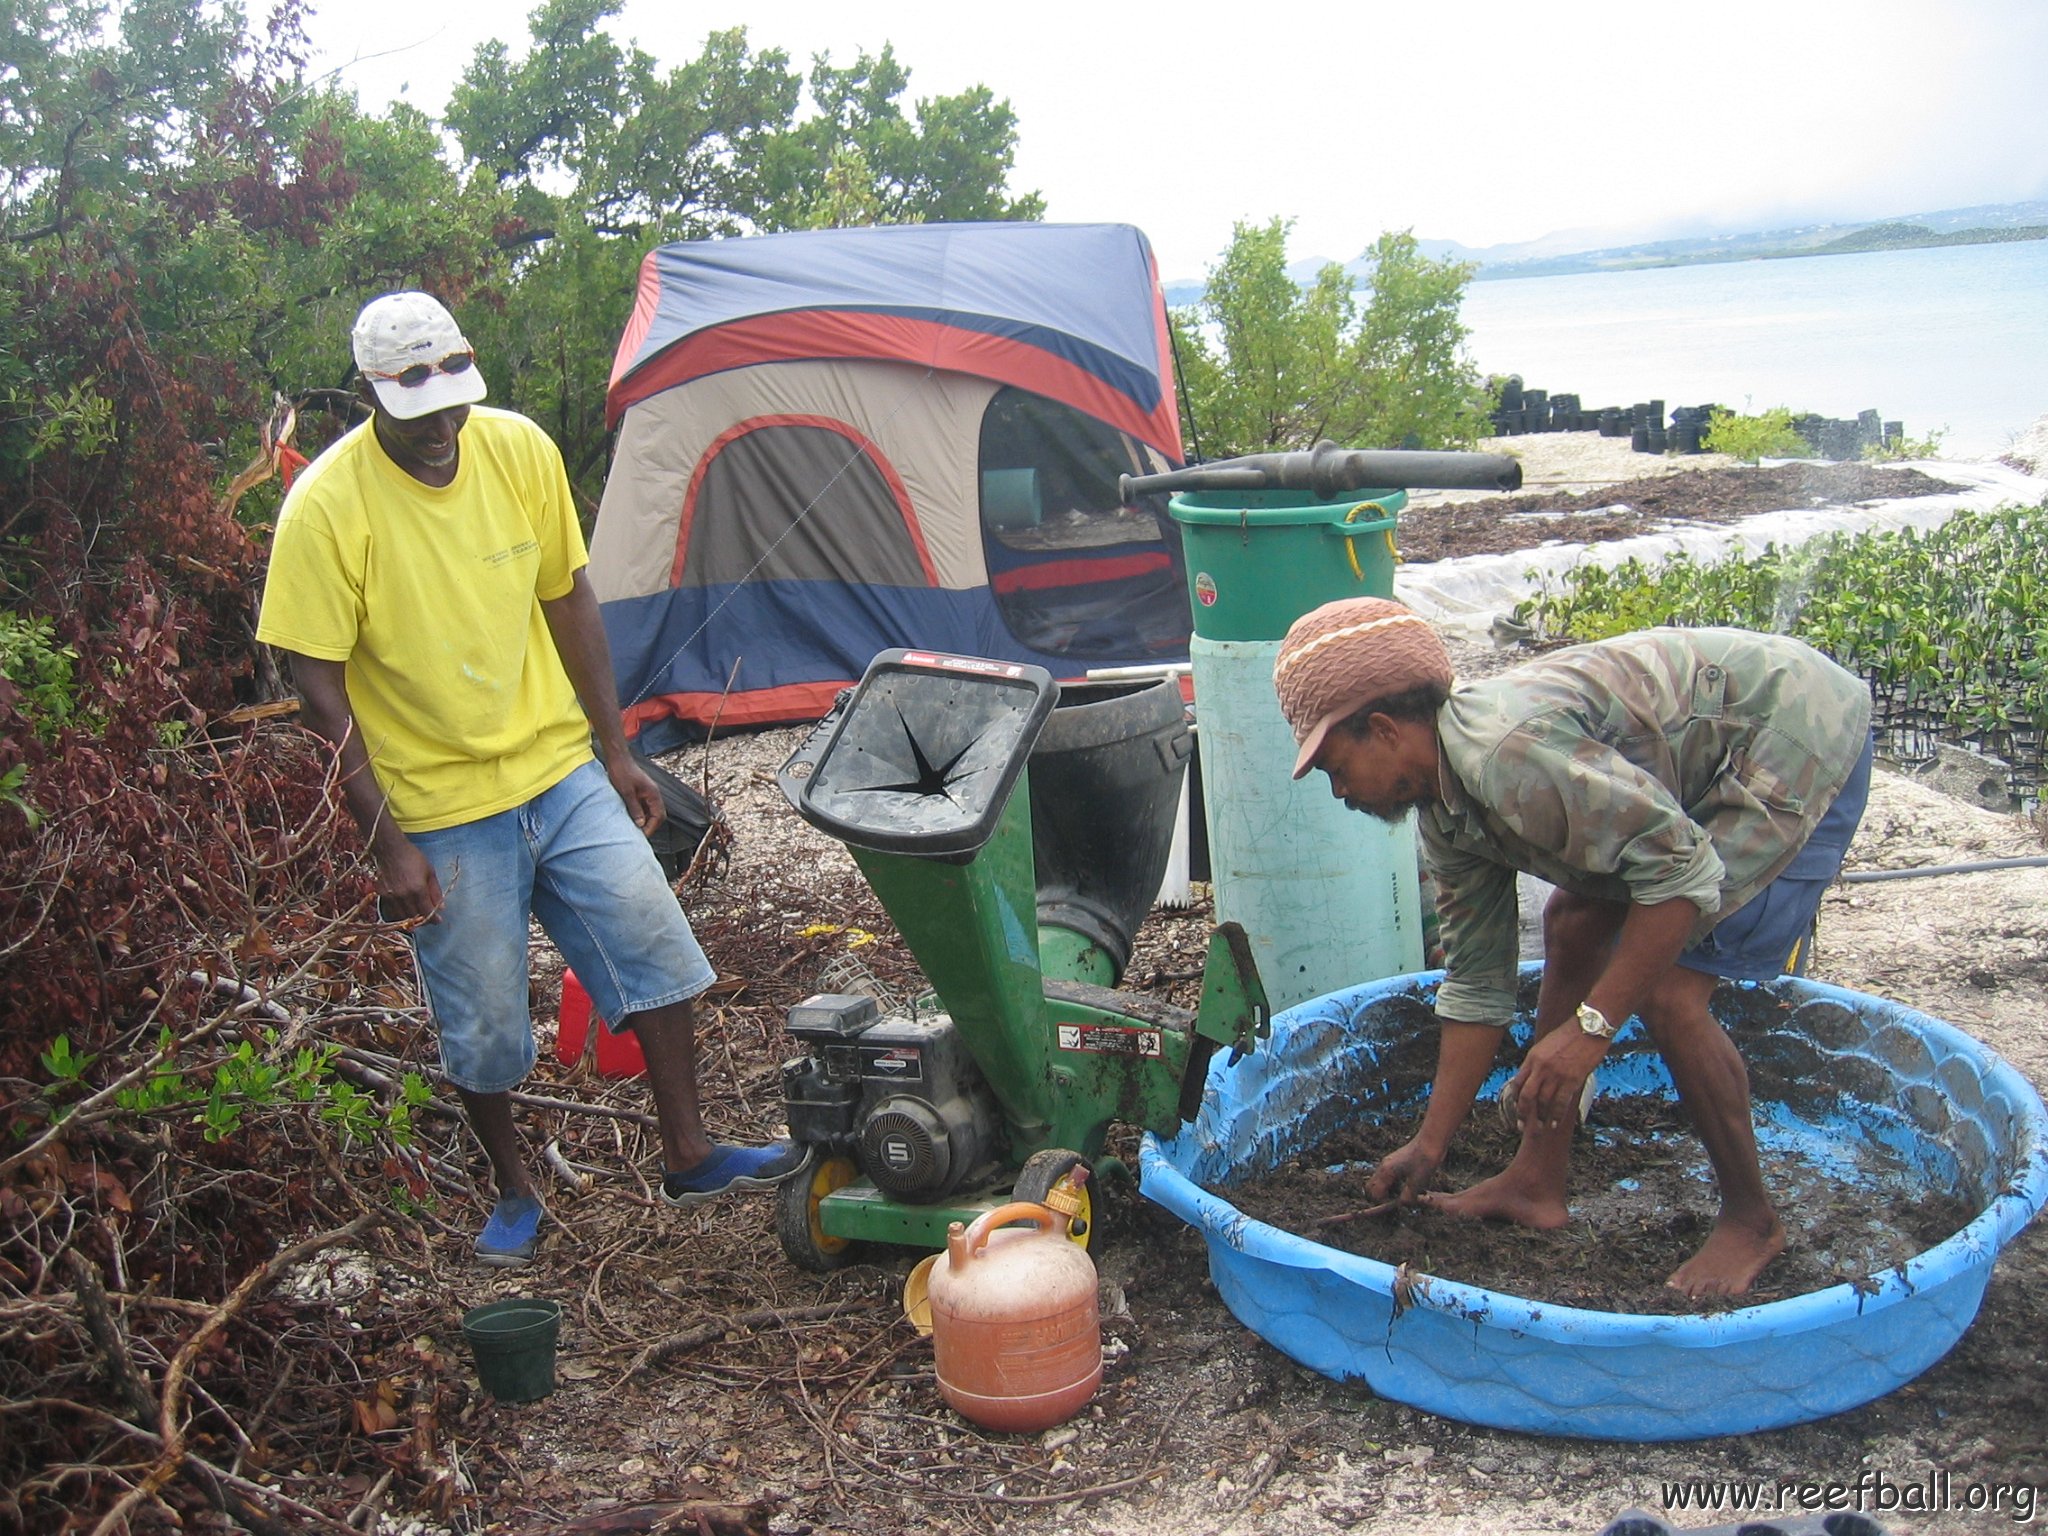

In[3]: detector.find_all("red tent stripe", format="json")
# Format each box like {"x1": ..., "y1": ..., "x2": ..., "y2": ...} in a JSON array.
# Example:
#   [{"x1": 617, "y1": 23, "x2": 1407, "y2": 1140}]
[
  {"x1": 607, "y1": 311, "x2": 1180, "y2": 455},
  {"x1": 989, "y1": 552, "x2": 1172, "y2": 595},
  {"x1": 610, "y1": 251, "x2": 665, "y2": 393}
]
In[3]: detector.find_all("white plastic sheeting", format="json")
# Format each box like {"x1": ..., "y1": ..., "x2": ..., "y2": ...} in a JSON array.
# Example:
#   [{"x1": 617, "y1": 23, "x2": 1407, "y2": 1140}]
[{"x1": 1394, "y1": 459, "x2": 2048, "y2": 638}]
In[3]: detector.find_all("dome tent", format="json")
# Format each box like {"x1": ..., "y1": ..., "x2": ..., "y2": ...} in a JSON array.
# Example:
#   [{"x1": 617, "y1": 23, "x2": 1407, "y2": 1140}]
[{"x1": 590, "y1": 221, "x2": 1190, "y2": 750}]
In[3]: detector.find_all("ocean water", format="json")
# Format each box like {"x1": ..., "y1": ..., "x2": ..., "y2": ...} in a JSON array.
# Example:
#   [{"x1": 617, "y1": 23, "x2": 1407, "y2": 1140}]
[{"x1": 1458, "y1": 240, "x2": 2048, "y2": 459}]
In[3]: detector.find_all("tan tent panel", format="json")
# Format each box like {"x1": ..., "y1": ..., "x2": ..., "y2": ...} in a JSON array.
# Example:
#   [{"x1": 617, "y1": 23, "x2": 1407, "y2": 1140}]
[{"x1": 590, "y1": 359, "x2": 997, "y2": 603}]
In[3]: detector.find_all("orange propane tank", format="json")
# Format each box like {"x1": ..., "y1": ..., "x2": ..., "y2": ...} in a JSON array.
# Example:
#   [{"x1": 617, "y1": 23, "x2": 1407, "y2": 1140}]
[{"x1": 927, "y1": 1201, "x2": 1102, "y2": 1433}]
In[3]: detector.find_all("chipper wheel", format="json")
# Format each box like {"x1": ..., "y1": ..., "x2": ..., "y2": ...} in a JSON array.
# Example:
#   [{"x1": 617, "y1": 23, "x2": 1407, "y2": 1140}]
[
  {"x1": 776, "y1": 1154, "x2": 859, "y2": 1272},
  {"x1": 1013, "y1": 1149, "x2": 1097, "y2": 1250}
]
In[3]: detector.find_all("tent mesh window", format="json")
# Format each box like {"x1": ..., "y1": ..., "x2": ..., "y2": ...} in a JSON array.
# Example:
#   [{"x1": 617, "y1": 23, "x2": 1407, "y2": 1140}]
[
  {"x1": 977, "y1": 389, "x2": 1190, "y2": 660},
  {"x1": 682, "y1": 424, "x2": 924, "y2": 587}
]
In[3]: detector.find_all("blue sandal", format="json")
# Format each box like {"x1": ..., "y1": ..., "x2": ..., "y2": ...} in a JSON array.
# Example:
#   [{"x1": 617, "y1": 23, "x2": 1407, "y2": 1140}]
[
  {"x1": 475, "y1": 1195, "x2": 543, "y2": 1266},
  {"x1": 660, "y1": 1142, "x2": 811, "y2": 1207}
]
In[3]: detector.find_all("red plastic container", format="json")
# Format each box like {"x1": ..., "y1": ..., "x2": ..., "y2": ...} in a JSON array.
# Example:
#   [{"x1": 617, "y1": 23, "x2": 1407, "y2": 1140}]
[
  {"x1": 556, "y1": 969, "x2": 646, "y2": 1077},
  {"x1": 928, "y1": 1202, "x2": 1101, "y2": 1432}
]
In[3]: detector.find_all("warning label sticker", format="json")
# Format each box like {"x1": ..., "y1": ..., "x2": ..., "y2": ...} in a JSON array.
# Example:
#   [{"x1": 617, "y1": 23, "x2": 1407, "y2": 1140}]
[
  {"x1": 901, "y1": 651, "x2": 1025, "y2": 677},
  {"x1": 1055, "y1": 1022, "x2": 1164, "y2": 1058}
]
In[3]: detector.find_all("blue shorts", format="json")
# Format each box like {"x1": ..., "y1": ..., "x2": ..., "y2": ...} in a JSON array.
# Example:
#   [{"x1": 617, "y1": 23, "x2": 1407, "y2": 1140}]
[
  {"x1": 1678, "y1": 733, "x2": 1875, "y2": 982},
  {"x1": 405, "y1": 760, "x2": 716, "y2": 1092}
]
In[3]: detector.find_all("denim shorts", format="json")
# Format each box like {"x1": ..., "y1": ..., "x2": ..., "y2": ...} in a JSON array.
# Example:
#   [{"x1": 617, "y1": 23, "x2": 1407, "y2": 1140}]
[
  {"x1": 406, "y1": 759, "x2": 716, "y2": 1092},
  {"x1": 1678, "y1": 733, "x2": 1875, "y2": 982}
]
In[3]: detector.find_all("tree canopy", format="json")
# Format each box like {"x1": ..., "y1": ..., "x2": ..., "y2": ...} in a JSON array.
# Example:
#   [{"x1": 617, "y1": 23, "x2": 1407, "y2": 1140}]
[
  {"x1": 0, "y1": 0, "x2": 1043, "y2": 1072},
  {"x1": 1172, "y1": 218, "x2": 1491, "y2": 460},
  {"x1": 0, "y1": 0, "x2": 1044, "y2": 609}
]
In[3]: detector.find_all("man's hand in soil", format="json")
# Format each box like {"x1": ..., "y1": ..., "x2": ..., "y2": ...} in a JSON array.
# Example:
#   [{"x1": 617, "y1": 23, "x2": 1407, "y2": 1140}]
[
  {"x1": 1509, "y1": 1026, "x2": 1610, "y2": 1131},
  {"x1": 1366, "y1": 1138, "x2": 1444, "y2": 1204}
]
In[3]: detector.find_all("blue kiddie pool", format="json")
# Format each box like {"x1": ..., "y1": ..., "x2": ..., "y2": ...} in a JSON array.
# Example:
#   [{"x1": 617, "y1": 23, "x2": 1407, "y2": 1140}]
[{"x1": 1140, "y1": 967, "x2": 2048, "y2": 1441}]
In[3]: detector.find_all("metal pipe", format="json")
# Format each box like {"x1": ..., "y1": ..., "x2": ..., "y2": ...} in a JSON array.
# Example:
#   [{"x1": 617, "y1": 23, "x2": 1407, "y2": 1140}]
[
  {"x1": 1841, "y1": 855, "x2": 2048, "y2": 884},
  {"x1": 1082, "y1": 664, "x2": 1186, "y2": 684},
  {"x1": 1120, "y1": 438, "x2": 1523, "y2": 501}
]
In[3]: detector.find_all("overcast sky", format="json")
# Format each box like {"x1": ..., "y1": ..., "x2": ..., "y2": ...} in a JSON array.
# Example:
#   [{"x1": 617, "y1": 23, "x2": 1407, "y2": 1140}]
[{"x1": 296, "y1": 0, "x2": 2048, "y2": 282}]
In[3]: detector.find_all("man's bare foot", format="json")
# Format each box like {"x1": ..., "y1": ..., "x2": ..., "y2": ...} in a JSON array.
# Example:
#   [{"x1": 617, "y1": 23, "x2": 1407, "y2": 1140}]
[
  {"x1": 1424, "y1": 1172, "x2": 1569, "y2": 1230},
  {"x1": 1667, "y1": 1214, "x2": 1786, "y2": 1298}
]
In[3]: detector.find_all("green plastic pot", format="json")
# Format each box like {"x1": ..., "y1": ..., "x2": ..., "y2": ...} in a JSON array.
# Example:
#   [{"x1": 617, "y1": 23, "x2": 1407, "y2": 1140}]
[{"x1": 461, "y1": 1297, "x2": 561, "y2": 1403}]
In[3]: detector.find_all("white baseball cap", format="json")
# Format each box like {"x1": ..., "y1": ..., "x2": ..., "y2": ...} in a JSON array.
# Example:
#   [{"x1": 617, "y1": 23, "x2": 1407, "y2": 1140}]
[{"x1": 351, "y1": 292, "x2": 488, "y2": 420}]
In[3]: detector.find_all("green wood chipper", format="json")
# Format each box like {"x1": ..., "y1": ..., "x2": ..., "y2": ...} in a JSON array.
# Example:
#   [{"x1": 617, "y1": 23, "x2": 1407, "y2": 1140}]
[{"x1": 770, "y1": 647, "x2": 1270, "y2": 1269}]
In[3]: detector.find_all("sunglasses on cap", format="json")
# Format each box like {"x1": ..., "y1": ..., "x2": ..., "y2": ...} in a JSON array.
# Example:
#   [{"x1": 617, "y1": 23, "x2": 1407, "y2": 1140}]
[{"x1": 366, "y1": 351, "x2": 476, "y2": 389}]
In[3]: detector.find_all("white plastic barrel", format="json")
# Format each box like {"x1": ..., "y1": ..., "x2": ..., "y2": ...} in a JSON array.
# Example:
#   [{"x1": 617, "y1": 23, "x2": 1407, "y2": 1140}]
[{"x1": 1191, "y1": 635, "x2": 1424, "y2": 1013}]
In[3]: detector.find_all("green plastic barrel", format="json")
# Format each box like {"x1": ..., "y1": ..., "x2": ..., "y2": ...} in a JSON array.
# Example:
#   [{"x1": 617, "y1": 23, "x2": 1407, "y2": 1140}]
[
  {"x1": 1167, "y1": 486, "x2": 1421, "y2": 1008},
  {"x1": 1169, "y1": 489, "x2": 1406, "y2": 642}
]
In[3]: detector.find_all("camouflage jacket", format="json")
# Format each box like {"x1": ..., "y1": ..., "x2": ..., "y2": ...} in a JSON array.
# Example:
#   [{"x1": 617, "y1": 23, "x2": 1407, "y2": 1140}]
[{"x1": 1422, "y1": 627, "x2": 1872, "y2": 1025}]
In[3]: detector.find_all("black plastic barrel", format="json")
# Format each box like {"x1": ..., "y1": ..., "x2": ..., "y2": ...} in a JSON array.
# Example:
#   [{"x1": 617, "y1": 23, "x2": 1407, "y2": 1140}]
[
  {"x1": 1631, "y1": 425, "x2": 1651, "y2": 452},
  {"x1": 1027, "y1": 678, "x2": 1191, "y2": 986}
]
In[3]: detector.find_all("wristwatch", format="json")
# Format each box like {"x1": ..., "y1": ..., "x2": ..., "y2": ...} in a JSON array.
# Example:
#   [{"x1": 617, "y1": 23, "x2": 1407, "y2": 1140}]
[{"x1": 1576, "y1": 1001, "x2": 1617, "y2": 1039}]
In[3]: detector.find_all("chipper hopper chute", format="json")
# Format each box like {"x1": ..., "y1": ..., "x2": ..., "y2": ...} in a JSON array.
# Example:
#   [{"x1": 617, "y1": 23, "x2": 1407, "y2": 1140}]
[{"x1": 771, "y1": 648, "x2": 1270, "y2": 1270}]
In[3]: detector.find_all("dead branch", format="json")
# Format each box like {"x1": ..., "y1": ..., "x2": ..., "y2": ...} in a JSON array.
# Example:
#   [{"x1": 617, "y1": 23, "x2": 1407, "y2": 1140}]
[
  {"x1": 544, "y1": 1138, "x2": 592, "y2": 1194},
  {"x1": 515, "y1": 1499, "x2": 775, "y2": 1535},
  {"x1": 62, "y1": 1250, "x2": 157, "y2": 1425},
  {"x1": 88, "y1": 1210, "x2": 385, "y2": 1536},
  {"x1": 13, "y1": 1396, "x2": 360, "y2": 1534},
  {"x1": 1229, "y1": 1412, "x2": 1327, "y2": 1510},
  {"x1": 626, "y1": 1301, "x2": 869, "y2": 1379},
  {"x1": 1308, "y1": 1199, "x2": 1399, "y2": 1230}
]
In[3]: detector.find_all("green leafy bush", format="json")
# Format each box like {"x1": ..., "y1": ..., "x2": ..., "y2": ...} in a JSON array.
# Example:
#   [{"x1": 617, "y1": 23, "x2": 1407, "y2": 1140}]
[
  {"x1": 1703, "y1": 405, "x2": 1812, "y2": 464},
  {"x1": 1514, "y1": 503, "x2": 2048, "y2": 791},
  {"x1": 0, "y1": 613, "x2": 80, "y2": 741},
  {"x1": 1863, "y1": 425, "x2": 1947, "y2": 461}
]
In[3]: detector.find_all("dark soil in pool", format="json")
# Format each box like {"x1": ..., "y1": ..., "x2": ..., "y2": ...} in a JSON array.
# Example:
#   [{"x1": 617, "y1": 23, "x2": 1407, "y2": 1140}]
[
  {"x1": 1223, "y1": 987, "x2": 1980, "y2": 1316},
  {"x1": 1394, "y1": 462, "x2": 1965, "y2": 564}
]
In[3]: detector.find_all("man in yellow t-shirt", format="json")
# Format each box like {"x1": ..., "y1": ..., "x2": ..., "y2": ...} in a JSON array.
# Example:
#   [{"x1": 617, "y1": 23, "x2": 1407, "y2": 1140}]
[{"x1": 259, "y1": 292, "x2": 806, "y2": 1266}]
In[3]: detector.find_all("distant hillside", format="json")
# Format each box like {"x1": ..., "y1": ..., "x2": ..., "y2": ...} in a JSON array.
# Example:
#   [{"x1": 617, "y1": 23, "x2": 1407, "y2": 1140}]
[
  {"x1": 1437, "y1": 200, "x2": 2048, "y2": 280},
  {"x1": 1159, "y1": 199, "x2": 2048, "y2": 303},
  {"x1": 1814, "y1": 220, "x2": 2048, "y2": 255}
]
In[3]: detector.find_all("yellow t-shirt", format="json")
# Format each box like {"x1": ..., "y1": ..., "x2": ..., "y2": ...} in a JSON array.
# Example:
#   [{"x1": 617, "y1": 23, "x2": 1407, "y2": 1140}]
[{"x1": 257, "y1": 407, "x2": 595, "y2": 832}]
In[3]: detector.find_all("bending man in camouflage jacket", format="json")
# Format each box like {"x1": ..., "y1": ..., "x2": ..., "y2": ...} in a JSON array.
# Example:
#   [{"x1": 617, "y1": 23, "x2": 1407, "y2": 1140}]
[{"x1": 1274, "y1": 599, "x2": 1874, "y2": 1297}]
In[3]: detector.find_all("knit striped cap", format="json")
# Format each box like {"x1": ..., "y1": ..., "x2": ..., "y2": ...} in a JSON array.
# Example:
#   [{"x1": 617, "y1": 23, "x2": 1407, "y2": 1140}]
[{"x1": 1273, "y1": 597, "x2": 1453, "y2": 779}]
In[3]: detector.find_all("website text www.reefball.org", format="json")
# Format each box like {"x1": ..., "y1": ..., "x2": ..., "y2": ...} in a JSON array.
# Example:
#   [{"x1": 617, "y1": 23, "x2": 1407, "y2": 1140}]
[{"x1": 1660, "y1": 1469, "x2": 2039, "y2": 1524}]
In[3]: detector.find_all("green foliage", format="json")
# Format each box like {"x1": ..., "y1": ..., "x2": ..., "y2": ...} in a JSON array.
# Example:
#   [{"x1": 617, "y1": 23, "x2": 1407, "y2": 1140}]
[
  {"x1": 1863, "y1": 425, "x2": 1947, "y2": 461},
  {"x1": 442, "y1": 5, "x2": 1040, "y2": 500},
  {"x1": 40, "y1": 1032, "x2": 95, "y2": 1084},
  {"x1": 0, "y1": 613, "x2": 81, "y2": 741},
  {"x1": 2, "y1": 380, "x2": 115, "y2": 462},
  {"x1": 0, "y1": 0, "x2": 1040, "y2": 536},
  {"x1": 92, "y1": 1026, "x2": 431, "y2": 1147},
  {"x1": 0, "y1": 763, "x2": 32, "y2": 827},
  {"x1": 1352, "y1": 230, "x2": 1494, "y2": 452},
  {"x1": 1171, "y1": 219, "x2": 1488, "y2": 459},
  {"x1": 1702, "y1": 405, "x2": 1810, "y2": 464},
  {"x1": 1514, "y1": 503, "x2": 2048, "y2": 774}
]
